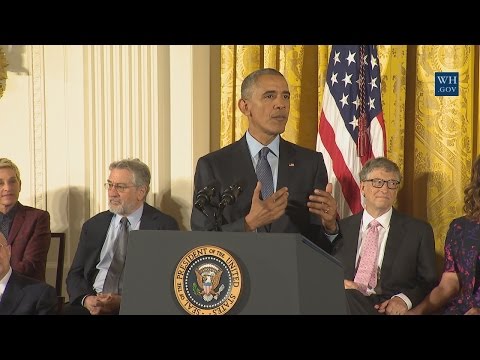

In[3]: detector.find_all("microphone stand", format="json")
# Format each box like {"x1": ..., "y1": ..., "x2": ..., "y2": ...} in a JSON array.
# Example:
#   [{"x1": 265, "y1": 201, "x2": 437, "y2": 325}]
[
  {"x1": 212, "y1": 184, "x2": 243, "y2": 232},
  {"x1": 213, "y1": 204, "x2": 226, "y2": 232},
  {"x1": 196, "y1": 184, "x2": 242, "y2": 232}
]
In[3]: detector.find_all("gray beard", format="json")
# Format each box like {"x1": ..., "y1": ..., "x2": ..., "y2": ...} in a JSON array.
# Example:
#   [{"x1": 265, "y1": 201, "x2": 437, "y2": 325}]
[{"x1": 108, "y1": 203, "x2": 133, "y2": 215}]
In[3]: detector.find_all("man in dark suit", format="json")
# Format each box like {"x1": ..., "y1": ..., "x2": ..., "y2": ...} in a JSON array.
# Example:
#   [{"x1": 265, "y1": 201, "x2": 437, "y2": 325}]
[
  {"x1": 65, "y1": 158, "x2": 179, "y2": 315},
  {"x1": 0, "y1": 158, "x2": 51, "y2": 281},
  {"x1": 333, "y1": 157, "x2": 437, "y2": 315},
  {"x1": 191, "y1": 68, "x2": 338, "y2": 252},
  {"x1": 0, "y1": 232, "x2": 57, "y2": 315}
]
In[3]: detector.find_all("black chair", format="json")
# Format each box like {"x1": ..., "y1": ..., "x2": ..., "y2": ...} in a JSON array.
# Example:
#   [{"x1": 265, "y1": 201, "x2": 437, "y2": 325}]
[{"x1": 50, "y1": 232, "x2": 66, "y2": 312}]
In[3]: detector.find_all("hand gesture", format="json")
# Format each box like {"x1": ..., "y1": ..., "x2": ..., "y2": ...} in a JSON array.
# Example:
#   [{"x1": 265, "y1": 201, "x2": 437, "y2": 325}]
[
  {"x1": 244, "y1": 182, "x2": 289, "y2": 231},
  {"x1": 307, "y1": 183, "x2": 338, "y2": 233}
]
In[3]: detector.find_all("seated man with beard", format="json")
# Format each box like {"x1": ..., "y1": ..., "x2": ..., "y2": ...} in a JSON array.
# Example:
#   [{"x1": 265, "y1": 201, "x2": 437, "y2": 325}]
[{"x1": 64, "y1": 158, "x2": 179, "y2": 315}]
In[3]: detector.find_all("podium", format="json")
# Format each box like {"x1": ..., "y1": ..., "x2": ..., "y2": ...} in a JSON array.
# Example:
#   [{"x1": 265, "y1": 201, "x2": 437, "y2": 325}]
[{"x1": 120, "y1": 230, "x2": 348, "y2": 315}]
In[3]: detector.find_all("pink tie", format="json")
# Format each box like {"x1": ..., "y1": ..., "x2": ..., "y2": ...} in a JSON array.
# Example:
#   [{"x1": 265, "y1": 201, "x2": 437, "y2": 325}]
[{"x1": 354, "y1": 219, "x2": 381, "y2": 295}]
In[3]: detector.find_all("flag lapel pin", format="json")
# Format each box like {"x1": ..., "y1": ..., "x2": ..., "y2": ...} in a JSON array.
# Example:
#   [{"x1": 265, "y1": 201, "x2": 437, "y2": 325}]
[{"x1": 288, "y1": 163, "x2": 295, "y2": 167}]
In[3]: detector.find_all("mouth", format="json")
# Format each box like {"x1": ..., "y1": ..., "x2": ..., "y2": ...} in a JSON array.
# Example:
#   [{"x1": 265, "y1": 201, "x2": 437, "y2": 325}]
[{"x1": 271, "y1": 115, "x2": 288, "y2": 121}]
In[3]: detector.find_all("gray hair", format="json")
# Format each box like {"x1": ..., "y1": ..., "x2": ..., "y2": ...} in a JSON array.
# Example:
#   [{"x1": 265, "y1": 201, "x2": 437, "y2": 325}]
[
  {"x1": 109, "y1": 158, "x2": 151, "y2": 196},
  {"x1": 359, "y1": 157, "x2": 402, "y2": 182},
  {"x1": 241, "y1": 68, "x2": 285, "y2": 100}
]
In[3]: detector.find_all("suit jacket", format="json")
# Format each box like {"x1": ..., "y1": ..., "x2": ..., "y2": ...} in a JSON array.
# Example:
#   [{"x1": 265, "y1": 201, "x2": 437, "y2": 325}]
[
  {"x1": 66, "y1": 203, "x2": 179, "y2": 305},
  {"x1": 0, "y1": 271, "x2": 57, "y2": 315},
  {"x1": 191, "y1": 135, "x2": 332, "y2": 251},
  {"x1": 332, "y1": 209, "x2": 438, "y2": 307},
  {"x1": 8, "y1": 202, "x2": 51, "y2": 281}
]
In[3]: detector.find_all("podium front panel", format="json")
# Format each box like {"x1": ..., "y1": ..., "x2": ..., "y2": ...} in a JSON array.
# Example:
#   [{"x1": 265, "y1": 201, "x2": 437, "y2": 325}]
[{"x1": 120, "y1": 230, "x2": 348, "y2": 314}]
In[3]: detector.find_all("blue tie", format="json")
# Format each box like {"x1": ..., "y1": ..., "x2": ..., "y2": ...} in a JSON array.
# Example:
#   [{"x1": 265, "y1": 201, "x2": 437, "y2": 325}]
[
  {"x1": 256, "y1": 147, "x2": 274, "y2": 200},
  {"x1": 103, "y1": 217, "x2": 130, "y2": 294}
]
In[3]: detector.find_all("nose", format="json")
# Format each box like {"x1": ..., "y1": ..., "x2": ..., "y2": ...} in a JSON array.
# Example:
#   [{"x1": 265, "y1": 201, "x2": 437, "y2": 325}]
[
  {"x1": 379, "y1": 183, "x2": 389, "y2": 192},
  {"x1": 108, "y1": 187, "x2": 120, "y2": 195}
]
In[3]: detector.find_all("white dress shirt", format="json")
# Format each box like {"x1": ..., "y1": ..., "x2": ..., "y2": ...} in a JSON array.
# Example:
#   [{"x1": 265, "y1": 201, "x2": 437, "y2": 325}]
[
  {"x1": 356, "y1": 208, "x2": 412, "y2": 309},
  {"x1": 0, "y1": 266, "x2": 12, "y2": 302}
]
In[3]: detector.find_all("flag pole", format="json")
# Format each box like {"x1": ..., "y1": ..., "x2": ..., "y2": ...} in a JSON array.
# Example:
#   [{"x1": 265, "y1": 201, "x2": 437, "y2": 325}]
[{"x1": 357, "y1": 45, "x2": 368, "y2": 158}]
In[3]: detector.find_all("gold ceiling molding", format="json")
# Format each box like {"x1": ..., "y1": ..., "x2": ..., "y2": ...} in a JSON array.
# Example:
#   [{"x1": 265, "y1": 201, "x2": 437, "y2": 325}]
[{"x1": 0, "y1": 47, "x2": 7, "y2": 99}]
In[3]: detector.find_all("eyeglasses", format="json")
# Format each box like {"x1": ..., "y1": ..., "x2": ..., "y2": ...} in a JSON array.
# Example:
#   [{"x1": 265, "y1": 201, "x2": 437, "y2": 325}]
[
  {"x1": 364, "y1": 178, "x2": 400, "y2": 190},
  {"x1": 104, "y1": 182, "x2": 137, "y2": 193}
]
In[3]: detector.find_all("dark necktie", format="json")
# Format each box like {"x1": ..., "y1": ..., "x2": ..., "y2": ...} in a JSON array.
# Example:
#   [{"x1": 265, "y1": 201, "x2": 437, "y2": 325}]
[
  {"x1": 256, "y1": 147, "x2": 274, "y2": 200},
  {"x1": 103, "y1": 217, "x2": 130, "y2": 294},
  {"x1": 0, "y1": 218, "x2": 9, "y2": 239}
]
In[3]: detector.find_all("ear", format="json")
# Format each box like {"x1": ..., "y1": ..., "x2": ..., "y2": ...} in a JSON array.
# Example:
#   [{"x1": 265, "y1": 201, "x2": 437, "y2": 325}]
[
  {"x1": 360, "y1": 182, "x2": 365, "y2": 196},
  {"x1": 238, "y1": 98, "x2": 250, "y2": 116},
  {"x1": 136, "y1": 186, "x2": 147, "y2": 201}
]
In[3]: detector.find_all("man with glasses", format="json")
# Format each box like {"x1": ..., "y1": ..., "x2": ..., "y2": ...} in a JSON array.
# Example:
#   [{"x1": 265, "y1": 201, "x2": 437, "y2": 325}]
[
  {"x1": 332, "y1": 157, "x2": 437, "y2": 315},
  {"x1": 65, "y1": 158, "x2": 179, "y2": 315}
]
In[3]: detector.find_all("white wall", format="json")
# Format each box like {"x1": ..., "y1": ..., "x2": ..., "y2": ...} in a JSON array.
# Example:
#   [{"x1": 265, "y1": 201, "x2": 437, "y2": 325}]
[{"x1": 0, "y1": 45, "x2": 211, "y2": 298}]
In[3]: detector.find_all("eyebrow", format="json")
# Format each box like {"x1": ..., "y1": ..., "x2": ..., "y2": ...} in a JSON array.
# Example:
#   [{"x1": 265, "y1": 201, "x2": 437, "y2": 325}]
[{"x1": 263, "y1": 90, "x2": 290, "y2": 96}]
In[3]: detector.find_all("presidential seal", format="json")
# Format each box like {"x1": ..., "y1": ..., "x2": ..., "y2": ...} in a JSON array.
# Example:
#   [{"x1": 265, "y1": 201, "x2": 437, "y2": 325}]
[{"x1": 174, "y1": 245, "x2": 242, "y2": 315}]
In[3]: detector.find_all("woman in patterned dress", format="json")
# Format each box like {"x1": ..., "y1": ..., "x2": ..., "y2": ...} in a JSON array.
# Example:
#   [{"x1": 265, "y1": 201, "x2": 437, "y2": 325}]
[{"x1": 408, "y1": 156, "x2": 480, "y2": 315}]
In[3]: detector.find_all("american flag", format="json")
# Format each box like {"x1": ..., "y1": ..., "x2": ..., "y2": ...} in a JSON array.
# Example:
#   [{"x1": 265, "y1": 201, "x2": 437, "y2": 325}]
[{"x1": 316, "y1": 45, "x2": 386, "y2": 218}]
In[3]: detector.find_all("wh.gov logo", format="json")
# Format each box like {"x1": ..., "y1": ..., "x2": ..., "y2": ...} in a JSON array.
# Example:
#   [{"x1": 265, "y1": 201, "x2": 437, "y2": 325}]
[{"x1": 435, "y1": 72, "x2": 458, "y2": 96}]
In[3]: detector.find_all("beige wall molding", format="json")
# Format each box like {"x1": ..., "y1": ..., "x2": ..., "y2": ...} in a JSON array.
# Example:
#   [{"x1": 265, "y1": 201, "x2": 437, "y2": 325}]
[
  {"x1": 0, "y1": 47, "x2": 7, "y2": 99},
  {"x1": 31, "y1": 45, "x2": 47, "y2": 210},
  {"x1": 0, "y1": 45, "x2": 212, "y2": 297}
]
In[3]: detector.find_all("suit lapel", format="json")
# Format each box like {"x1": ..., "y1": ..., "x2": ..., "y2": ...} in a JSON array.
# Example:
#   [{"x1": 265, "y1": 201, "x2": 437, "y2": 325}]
[
  {"x1": 139, "y1": 203, "x2": 157, "y2": 229},
  {"x1": 276, "y1": 137, "x2": 295, "y2": 191},
  {"x1": 226, "y1": 136, "x2": 259, "y2": 217},
  {"x1": 0, "y1": 272, "x2": 24, "y2": 315},
  {"x1": 236, "y1": 135, "x2": 259, "y2": 194},
  {"x1": 90, "y1": 212, "x2": 115, "y2": 269},
  {"x1": 341, "y1": 212, "x2": 363, "y2": 278},
  {"x1": 7, "y1": 203, "x2": 25, "y2": 245},
  {"x1": 266, "y1": 138, "x2": 294, "y2": 233},
  {"x1": 379, "y1": 209, "x2": 405, "y2": 283}
]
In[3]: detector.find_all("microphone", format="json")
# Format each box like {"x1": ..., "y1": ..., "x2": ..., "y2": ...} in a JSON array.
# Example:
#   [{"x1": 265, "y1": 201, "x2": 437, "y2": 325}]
[
  {"x1": 194, "y1": 184, "x2": 217, "y2": 214},
  {"x1": 219, "y1": 183, "x2": 243, "y2": 209}
]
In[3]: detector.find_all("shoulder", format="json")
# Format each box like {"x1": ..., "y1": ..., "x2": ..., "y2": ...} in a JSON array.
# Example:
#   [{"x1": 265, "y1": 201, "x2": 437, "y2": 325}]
[
  {"x1": 339, "y1": 212, "x2": 362, "y2": 226},
  {"x1": 281, "y1": 138, "x2": 324, "y2": 162},
  {"x1": 393, "y1": 210, "x2": 432, "y2": 230},
  {"x1": 282, "y1": 138, "x2": 318, "y2": 155},
  {"x1": 448, "y1": 216, "x2": 473, "y2": 231},
  {"x1": 13, "y1": 272, "x2": 56, "y2": 298},
  {"x1": 198, "y1": 139, "x2": 243, "y2": 162},
  {"x1": 11, "y1": 271, "x2": 45, "y2": 287},
  {"x1": 143, "y1": 203, "x2": 179, "y2": 229},
  {"x1": 82, "y1": 210, "x2": 113, "y2": 227},
  {"x1": 16, "y1": 203, "x2": 49, "y2": 218}
]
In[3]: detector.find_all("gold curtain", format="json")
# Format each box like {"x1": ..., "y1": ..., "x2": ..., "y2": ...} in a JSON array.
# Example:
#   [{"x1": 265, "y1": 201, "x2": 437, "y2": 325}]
[{"x1": 220, "y1": 45, "x2": 478, "y2": 269}]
